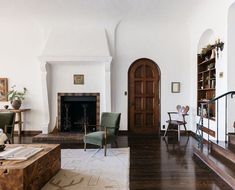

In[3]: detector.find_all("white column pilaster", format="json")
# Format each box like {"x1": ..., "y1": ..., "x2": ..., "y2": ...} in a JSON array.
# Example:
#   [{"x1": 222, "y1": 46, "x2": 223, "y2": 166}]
[{"x1": 40, "y1": 61, "x2": 50, "y2": 134}]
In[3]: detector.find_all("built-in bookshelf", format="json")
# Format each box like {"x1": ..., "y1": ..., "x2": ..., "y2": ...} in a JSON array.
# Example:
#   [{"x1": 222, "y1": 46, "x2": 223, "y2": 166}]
[{"x1": 197, "y1": 46, "x2": 216, "y2": 120}]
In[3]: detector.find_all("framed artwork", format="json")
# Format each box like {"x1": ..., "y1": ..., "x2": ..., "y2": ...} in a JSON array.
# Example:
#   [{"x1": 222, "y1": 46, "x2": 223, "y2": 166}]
[
  {"x1": 74, "y1": 74, "x2": 84, "y2": 85},
  {"x1": 171, "y1": 82, "x2": 180, "y2": 93},
  {"x1": 0, "y1": 78, "x2": 8, "y2": 101}
]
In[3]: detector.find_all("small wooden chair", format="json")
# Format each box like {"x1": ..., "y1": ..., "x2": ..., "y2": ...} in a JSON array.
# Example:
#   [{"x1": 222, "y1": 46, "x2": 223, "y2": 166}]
[{"x1": 164, "y1": 105, "x2": 189, "y2": 141}]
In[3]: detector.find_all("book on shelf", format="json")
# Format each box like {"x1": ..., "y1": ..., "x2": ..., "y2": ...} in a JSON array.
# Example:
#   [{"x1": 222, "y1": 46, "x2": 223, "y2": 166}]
[{"x1": 0, "y1": 146, "x2": 43, "y2": 160}]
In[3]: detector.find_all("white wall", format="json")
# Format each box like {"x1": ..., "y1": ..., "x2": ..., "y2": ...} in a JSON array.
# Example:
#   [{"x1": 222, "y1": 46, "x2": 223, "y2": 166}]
[
  {"x1": 1, "y1": 0, "x2": 235, "y2": 133},
  {"x1": 47, "y1": 62, "x2": 106, "y2": 131},
  {"x1": 114, "y1": 19, "x2": 191, "y2": 129},
  {"x1": 0, "y1": 0, "x2": 194, "y2": 132},
  {"x1": 228, "y1": 2, "x2": 235, "y2": 132},
  {"x1": 0, "y1": 19, "x2": 44, "y2": 131},
  {"x1": 42, "y1": 26, "x2": 110, "y2": 57}
]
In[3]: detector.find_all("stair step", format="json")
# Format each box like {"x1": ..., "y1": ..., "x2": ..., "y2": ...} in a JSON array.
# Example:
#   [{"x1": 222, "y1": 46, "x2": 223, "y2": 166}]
[
  {"x1": 193, "y1": 145, "x2": 235, "y2": 190},
  {"x1": 229, "y1": 133, "x2": 235, "y2": 146},
  {"x1": 210, "y1": 140, "x2": 235, "y2": 165}
]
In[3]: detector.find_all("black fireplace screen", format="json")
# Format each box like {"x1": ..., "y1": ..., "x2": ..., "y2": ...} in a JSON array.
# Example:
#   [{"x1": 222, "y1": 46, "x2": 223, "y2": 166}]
[{"x1": 60, "y1": 96, "x2": 97, "y2": 132}]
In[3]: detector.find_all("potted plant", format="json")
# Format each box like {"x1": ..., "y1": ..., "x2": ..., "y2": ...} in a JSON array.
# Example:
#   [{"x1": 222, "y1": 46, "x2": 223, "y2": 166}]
[{"x1": 7, "y1": 85, "x2": 27, "y2": 110}]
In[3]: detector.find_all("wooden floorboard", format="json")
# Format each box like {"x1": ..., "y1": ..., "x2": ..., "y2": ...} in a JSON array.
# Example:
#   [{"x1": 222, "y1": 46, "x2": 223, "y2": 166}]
[{"x1": 12, "y1": 134, "x2": 232, "y2": 190}]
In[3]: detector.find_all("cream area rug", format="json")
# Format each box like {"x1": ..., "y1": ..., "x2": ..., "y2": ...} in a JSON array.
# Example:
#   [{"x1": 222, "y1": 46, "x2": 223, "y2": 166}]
[{"x1": 42, "y1": 148, "x2": 130, "y2": 190}]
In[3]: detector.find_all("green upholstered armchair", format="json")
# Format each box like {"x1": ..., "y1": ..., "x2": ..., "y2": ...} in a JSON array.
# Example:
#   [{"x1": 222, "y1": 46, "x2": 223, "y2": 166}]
[
  {"x1": 83, "y1": 112, "x2": 121, "y2": 156},
  {"x1": 0, "y1": 112, "x2": 16, "y2": 143}
]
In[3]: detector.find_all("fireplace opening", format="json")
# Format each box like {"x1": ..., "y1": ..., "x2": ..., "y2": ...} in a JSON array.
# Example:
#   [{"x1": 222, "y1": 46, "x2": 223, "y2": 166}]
[{"x1": 58, "y1": 93, "x2": 100, "y2": 133}]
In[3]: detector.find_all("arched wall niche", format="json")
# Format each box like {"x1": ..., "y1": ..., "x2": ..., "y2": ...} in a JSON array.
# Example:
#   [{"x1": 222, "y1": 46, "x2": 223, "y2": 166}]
[
  {"x1": 197, "y1": 29, "x2": 215, "y2": 53},
  {"x1": 196, "y1": 29, "x2": 218, "y2": 141}
]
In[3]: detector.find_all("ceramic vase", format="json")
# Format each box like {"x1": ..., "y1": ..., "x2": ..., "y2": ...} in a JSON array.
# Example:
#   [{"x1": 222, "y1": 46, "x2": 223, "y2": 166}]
[{"x1": 11, "y1": 100, "x2": 21, "y2": 110}]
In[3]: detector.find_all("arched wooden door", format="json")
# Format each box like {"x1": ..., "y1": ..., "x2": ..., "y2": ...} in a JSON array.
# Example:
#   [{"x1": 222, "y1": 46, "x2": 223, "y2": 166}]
[{"x1": 128, "y1": 58, "x2": 160, "y2": 134}]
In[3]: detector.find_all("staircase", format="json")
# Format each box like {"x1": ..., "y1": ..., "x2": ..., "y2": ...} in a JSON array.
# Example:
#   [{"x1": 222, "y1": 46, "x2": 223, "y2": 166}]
[{"x1": 193, "y1": 91, "x2": 235, "y2": 190}]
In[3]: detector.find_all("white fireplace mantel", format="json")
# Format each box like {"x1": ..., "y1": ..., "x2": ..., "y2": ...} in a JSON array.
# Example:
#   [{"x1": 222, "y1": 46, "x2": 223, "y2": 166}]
[{"x1": 39, "y1": 55, "x2": 112, "y2": 134}]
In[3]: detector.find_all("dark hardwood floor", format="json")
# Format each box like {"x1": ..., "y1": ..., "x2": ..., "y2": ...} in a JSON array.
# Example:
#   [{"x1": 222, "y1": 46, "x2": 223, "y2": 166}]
[{"x1": 13, "y1": 134, "x2": 232, "y2": 190}]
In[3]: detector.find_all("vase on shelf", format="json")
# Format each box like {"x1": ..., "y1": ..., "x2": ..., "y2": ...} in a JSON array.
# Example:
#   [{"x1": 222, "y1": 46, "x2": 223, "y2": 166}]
[{"x1": 11, "y1": 100, "x2": 21, "y2": 110}]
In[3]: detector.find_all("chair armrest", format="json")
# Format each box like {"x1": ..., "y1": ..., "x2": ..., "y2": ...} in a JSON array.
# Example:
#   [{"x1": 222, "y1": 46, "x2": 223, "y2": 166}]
[
  {"x1": 103, "y1": 126, "x2": 114, "y2": 136},
  {"x1": 167, "y1": 112, "x2": 188, "y2": 122},
  {"x1": 167, "y1": 112, "x2": 178, "y2": 121},
  {"x1": 167, "y1": 112, "x2": 178, "y2": 114},
  {"x1": 103, "y1": 126, "x2": 114, "y2": 129}
]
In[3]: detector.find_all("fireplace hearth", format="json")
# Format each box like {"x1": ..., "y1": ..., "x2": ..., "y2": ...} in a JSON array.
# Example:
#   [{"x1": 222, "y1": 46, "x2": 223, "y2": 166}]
[{"x1": 58, "y1": 93, "x2": 100, "y2": 132}]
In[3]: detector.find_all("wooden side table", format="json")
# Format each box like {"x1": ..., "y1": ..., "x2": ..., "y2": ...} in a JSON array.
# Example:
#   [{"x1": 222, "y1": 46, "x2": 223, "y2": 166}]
[{"x1": 0, "y1": 109, "x2": 30, "y2": 136}]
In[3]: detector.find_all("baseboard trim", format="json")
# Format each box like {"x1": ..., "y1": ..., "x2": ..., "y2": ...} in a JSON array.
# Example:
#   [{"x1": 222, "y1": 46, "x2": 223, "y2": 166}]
[
  {"x1": 160, "y1": 130, "x2": 191, "y2": 136},
  {"x1": 14, "y1": 130, "x2": 42, "y2": 136},
  {"x1": 118, "y1": 130, "x2": 129, "y2": 136}
]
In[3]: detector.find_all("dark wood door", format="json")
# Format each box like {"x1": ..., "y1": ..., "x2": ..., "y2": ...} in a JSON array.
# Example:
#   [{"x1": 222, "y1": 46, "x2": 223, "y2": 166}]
[{"x1": 128, "y1": 58, "x2": 160, "y2": 134}]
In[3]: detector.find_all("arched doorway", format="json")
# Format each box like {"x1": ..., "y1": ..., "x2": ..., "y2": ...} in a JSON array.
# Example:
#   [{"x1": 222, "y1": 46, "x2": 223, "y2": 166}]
[{"x1": 128, "y1": 58, "x2": 161, "y2": 134}]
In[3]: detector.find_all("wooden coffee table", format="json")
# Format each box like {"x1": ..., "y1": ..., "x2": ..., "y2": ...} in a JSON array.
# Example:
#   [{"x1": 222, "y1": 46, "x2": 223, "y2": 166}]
[{"x1": 0, "y1": 144, "x2": 61, "y2": 190}]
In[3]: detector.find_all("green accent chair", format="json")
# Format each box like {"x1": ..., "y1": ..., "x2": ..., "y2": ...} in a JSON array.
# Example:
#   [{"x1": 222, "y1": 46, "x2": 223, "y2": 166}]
[
  {"x1": 83, "y1": 112, "x2": 121, "y2": 156},
  {"x1": 0, "y1": 112, "x2": 16, "y2": 143}
]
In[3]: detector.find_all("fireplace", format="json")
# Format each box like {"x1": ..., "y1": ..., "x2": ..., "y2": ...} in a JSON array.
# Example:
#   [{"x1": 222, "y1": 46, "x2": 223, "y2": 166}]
[{"x1": 58, "y1": 93, "x2": 100, "y2": 132}]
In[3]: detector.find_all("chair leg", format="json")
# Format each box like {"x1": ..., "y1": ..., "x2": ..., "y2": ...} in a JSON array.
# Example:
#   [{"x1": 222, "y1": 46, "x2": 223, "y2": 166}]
[
  {"x1": 114, "y1": 140, "x2": 118, "y2": 148},
  {"x1": 183, "y1": 124, "x2": 188, "y2": 135},
  {"x1": 84, "y1": 143, "x2": 86, "y2": 151},
  {"x1": 164, "y1": 124, "x2": 169, "y2": 137},
  {"x1": 104, "y1": 144, "x2": 107, "y2": 156},
  {"x1": 178, "y1": 125, "x2": 180, "y2": 141}
]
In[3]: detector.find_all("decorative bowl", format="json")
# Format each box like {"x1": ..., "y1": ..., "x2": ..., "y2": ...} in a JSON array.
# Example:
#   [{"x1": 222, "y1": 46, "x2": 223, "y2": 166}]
[{"x1": 0, "y1": 144, "x2": 6, "y2": 151}]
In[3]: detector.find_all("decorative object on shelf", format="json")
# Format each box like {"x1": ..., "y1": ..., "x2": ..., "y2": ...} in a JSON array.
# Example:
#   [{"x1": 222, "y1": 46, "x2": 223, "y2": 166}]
[
  {"x1": 198, "y1": 107, "x2": 201, "y2": 115},
  {"x1": 202, "y1": 108, "x2": 207, "y2": 117},
  {"x1": 214, "y1": 38, "x2": 224, "y2": 58},
  {"x1": 205, "y1": 56, "x2": 210, "y2": 61},
  {"x1": 210, "y1": 49, "x2": 216, "y2": 59},
  {"x1": 7, "y1": 85, "x2": 27, "y2": 110},
  {"x1": 200, "y1": 39, "x2": 224, "y2": 58},
  {"x1": 201, "y1": 44, "x2": 212, "y2": 55},
  {"x1": 211, "y1": 80, "x2": 215, "y2": 88},
  {"x1": 207, "y1": 63, "x2": 214, "y2": 70},
  {"x1": 205, "y1": 76, "x2": 210, "y2": 88},
  {"x1": 74, "y1": 74, "x2": 84, "y2": 85},
  {"x1": 171, "y1": 82, "x2": 180, "y2": 93},
  {"x1": 0, "y1": 78, "x2": 8, "y2": 102}
]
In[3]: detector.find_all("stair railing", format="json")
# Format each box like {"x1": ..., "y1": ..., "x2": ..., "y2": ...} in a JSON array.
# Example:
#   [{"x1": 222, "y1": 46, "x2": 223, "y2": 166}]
[{"x1": 197, "y1": 91, "x2": 235, "y2": 149}]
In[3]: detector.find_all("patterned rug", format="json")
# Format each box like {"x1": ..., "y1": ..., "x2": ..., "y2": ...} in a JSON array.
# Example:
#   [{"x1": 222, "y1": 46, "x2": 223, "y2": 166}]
[{"x1": 42, "y1": 148, "x2": 130, "y2": 190}]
